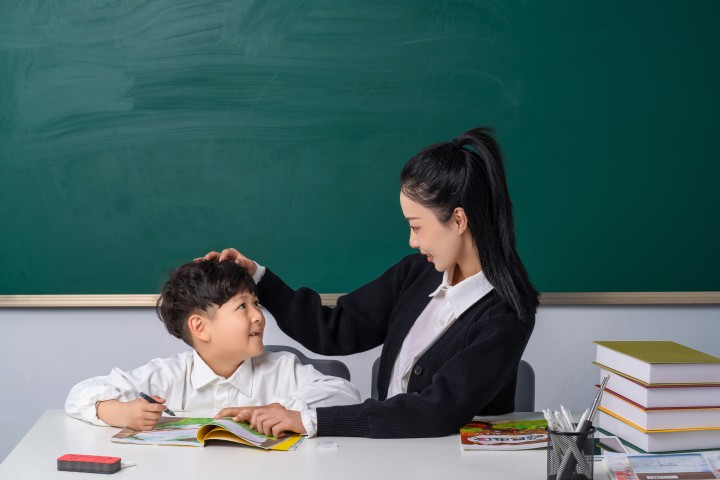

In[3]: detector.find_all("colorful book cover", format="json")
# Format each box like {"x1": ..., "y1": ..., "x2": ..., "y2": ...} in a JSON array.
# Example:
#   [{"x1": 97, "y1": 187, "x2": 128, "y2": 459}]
[
  {"x1": 111, "y1": 417, "x2": 303, "y2": 451},
  {"x1": 460, "y1": 417, "x2": 548, "y2": 450}
]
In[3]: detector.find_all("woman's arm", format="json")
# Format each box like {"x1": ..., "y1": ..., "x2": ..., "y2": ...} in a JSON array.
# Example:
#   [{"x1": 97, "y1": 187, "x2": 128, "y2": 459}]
[
  {"x1": 316, "y1": 313, "x2": 530, "y2": 438},
  {"x1": 199, "y1": 249, "x2": 438, "y2": 356},
  {"x1": 256, "y1": 254, "x2": 431, "y2": 356}
]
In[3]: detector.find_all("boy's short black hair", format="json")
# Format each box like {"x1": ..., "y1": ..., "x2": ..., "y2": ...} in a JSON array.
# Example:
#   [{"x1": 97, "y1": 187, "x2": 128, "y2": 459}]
[{"x1": 156, "y1": 260, "x2": 258, "y2": 346}]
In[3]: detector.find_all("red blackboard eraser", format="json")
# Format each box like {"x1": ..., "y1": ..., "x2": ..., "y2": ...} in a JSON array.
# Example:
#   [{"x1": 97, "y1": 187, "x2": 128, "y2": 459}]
[{"x1": 57, "y1": 454, "x2": 121, "y2": 474}]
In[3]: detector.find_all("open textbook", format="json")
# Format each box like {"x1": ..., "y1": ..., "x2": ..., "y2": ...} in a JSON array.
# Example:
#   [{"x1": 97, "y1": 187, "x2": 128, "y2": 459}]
[
  {"x1": 604, "y1": 452, "x2": 720, "y2": 480},
  {"x1": 111, "y1": 417, "x2": 304, "y2": 451}
]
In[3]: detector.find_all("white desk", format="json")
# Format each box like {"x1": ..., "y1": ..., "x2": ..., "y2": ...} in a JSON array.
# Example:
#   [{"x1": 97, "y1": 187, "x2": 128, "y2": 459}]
[{"x1": 0, "y1": 410, "x2": 611, "y2": 479}]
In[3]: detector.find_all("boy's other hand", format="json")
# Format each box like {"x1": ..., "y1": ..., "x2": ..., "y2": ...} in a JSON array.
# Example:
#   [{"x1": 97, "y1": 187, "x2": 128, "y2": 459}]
[
  {"x1": 215, "y1": 403, "x2": 306, "y2": 437},
  {"x1": 97, "y1": 396, "x2": 168, "y2": 431},
  {"x1": 194, "y1": 248, "x2": 257, "y2": 275}
]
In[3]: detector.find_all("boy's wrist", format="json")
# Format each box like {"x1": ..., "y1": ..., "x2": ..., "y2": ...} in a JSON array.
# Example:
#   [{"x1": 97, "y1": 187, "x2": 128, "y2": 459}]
[
  {"x1": 300, "y1": 409, "x2": 317, "y2": 437},
  {"x1": 95, "y1": 399, "x2": 125, "y2": 427}
]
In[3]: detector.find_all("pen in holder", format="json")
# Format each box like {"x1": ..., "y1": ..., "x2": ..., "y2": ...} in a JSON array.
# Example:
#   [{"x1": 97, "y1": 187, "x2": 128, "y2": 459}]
[{"x1": 546, "y1": 426, "x2": 595, "y2": 480}]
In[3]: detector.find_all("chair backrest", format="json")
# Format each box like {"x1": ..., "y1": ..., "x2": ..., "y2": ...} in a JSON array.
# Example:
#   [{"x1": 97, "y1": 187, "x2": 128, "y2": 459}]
[
  {"x1": 370, "y1": 357, "x2": 535, "y2": 411},
  {"x1": 515, "y1": 359, "x2": 535, "y2": 412},
  {"x1": 371, "y1": 356, "x2": 382, "y2": 400},
  {"x1": 264, "y1": 345, "x2": 351, "y2": 381}
]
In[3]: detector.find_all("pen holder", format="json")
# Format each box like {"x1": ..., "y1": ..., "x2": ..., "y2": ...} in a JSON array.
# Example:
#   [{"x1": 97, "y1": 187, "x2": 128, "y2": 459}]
[{"x1": 546, "y1": 426, "x2": 595, "y2": 480}]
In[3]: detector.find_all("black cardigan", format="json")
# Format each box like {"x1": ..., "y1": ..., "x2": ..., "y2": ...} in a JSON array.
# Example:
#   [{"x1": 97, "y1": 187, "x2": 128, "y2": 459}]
[{"x1": 256, "y1": 253, "x2": 535, "y2": 438}]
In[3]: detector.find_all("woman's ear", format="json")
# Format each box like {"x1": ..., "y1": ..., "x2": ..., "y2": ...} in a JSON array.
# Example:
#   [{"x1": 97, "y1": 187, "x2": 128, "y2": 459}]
[
  {"x1": 453, "y1": 207, "x2": 469, "y2": 234},
  {"x1": 188, "y1": 313, "x2": 211, "y2": 343}
]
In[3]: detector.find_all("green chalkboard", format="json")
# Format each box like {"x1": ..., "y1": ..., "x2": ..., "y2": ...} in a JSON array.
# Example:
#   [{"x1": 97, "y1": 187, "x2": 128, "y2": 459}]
[{"x1": 1, "y1": 0, "x2": 719, "y2": 295}]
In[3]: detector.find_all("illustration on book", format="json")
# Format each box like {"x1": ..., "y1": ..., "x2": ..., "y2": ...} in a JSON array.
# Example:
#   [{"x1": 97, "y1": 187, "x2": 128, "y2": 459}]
[{"x1": 460, "y1": 417, "x2": 548, "y2": 450}]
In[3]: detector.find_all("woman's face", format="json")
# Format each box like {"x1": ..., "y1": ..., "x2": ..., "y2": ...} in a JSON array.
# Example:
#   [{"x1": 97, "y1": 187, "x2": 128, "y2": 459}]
[{"x1": 400, "y1": 192, "x2": 463, "y2": 273}]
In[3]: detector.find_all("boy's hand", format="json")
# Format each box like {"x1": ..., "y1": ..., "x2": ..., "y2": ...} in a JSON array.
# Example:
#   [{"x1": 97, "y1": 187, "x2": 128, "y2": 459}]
[
  {"x1": 215, "y1": 403, "x2": 306, "y2": 437},
  {"x1": 194, "y1": 248, "x2": 257, "y2": 275},
  {"x1": 97, "y1": 396, "x2": 168, "y2": 431}
]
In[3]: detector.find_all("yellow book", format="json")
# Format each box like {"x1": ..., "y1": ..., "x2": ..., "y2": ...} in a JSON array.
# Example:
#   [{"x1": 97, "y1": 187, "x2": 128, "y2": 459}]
[
  {"x1": 599, "y1": 388, "x2": 720, "y2": 430},
  {"x1": 594, "y1": 341, "x2": 720, "y2": 384},
  {"x1": 111, "y1": 417, "x2": 304, "y2": 451}
]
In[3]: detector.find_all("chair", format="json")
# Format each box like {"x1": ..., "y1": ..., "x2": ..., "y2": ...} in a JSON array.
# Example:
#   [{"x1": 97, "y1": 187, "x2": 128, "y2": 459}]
[
  {"x1": 264, "y1": 345, "x2": 351, "y2": 381},
  {"x1": 370, "y1": 357, "x2": 535, "y2": 411},
  {"x1": 371, "y1": 356, "x2": 382, "y2": 400},
  {"x1": 515, "y1": 359, "x2": 535, "y2": 412}
]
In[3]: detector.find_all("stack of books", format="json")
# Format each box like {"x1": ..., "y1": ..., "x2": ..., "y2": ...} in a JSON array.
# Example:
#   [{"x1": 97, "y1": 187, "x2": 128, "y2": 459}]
[{"x1": 593, "y1": 341, "x2": 720, "y2": 453}]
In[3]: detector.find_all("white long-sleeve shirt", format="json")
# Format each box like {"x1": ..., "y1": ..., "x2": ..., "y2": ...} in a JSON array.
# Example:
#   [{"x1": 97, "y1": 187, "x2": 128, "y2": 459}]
[{"x1": 65, "y1": 349, "x2": 361, "y2": 436}]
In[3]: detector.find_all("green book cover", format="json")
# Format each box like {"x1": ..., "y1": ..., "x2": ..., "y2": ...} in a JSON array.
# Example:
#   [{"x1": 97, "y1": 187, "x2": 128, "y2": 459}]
[{"x1": 594, "y1": 341, "x2": 720, "y2": 365}]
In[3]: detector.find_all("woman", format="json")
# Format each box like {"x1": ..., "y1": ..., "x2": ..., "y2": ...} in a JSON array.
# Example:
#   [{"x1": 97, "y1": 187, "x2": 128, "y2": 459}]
[{"x1": 204, "y1": 127, "x2": 538, "y2": 438}]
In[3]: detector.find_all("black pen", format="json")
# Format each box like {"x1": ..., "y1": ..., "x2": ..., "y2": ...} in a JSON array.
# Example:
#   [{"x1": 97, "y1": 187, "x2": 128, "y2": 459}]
[{"x1": 139, "y1": 392, "x2": 176, "y2": 416}]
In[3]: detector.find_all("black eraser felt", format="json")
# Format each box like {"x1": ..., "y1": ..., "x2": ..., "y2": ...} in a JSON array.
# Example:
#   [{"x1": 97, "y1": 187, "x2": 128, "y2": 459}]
[{"x1": 57, "y1": 454, "x2": 121, "y2": 474}]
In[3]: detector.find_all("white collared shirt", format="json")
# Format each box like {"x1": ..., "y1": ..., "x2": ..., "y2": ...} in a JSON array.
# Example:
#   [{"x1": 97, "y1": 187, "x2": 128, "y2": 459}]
[
  {"x1": 65, "y1": 349, "x2": 360, "y2": 437},
  {"x1": 386, "y1": 268, "x2": 494, "y2": 398}
]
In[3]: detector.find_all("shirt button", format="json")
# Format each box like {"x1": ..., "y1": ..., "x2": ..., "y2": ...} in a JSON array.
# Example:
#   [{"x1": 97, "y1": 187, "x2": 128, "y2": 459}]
[{"x1": 413, "y1": 366, "x2": 423, "y2": 376}]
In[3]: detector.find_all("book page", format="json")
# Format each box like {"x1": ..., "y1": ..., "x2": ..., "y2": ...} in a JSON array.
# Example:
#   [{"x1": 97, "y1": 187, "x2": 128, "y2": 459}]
[{"x1": 111, "y1": 417, "x2": 211, "y2": 446}]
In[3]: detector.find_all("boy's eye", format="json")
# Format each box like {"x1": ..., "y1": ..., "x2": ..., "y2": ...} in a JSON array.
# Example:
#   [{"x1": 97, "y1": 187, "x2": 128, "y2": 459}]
[
  {"x1": 254, "y1": 301, "x2": 261, "y2": 307},
  {"x1": 238, "y1": 303, "x2": 246, "y2": 310},
  {"x1": 410, "y1": 226, "x2": 419, "y2": 232}
]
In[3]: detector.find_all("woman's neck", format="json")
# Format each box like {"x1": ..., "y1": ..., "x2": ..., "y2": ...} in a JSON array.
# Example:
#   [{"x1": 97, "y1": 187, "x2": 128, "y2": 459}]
[
  {"x1": 451, "y1": 260, "x2": 481, "y2": 285},
  {"x1": 451, "y1": 242, "x2": 482, "y2": 285}
]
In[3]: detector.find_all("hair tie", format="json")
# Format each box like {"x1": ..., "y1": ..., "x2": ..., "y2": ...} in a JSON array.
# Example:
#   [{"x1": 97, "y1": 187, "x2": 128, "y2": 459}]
[{"x1": 451, "y1": 137, "x2": 464, "y2": 150}]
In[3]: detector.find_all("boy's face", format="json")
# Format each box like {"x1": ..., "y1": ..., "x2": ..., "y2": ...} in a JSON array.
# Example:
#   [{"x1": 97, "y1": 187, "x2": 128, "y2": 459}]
[{"x1": 205, "y1": 291, "x2": 265, "y2": 362}]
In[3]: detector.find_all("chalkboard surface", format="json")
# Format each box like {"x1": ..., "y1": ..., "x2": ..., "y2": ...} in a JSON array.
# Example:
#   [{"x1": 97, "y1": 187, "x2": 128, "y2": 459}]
[{"x1": 1, "y1": 0, "x2": 718, "y2": 295}]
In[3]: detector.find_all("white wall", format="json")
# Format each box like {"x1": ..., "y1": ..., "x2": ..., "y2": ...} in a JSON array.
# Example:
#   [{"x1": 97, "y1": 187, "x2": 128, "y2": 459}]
[{"x1": 1, "y1": 304, "x2": 718, "y2": 463}]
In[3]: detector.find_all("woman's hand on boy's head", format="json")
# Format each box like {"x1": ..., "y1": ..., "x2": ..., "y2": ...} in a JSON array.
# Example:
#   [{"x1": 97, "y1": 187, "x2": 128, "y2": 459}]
[
  {"x1": 194, "y1": 248, "x2": 257, "y2": 275},
  {"x1": 215, "y1": 403, "x2": 306, "y2": 438}
]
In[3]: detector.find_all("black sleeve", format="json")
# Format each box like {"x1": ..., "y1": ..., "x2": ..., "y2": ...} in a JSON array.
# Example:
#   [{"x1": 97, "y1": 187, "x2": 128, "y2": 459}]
[
  {"x1": 316, "y1": 314, "x2": 528, "y2": 438},
  {"x1": 256, "y1": 255, "x2": 422, "y2": 356}
]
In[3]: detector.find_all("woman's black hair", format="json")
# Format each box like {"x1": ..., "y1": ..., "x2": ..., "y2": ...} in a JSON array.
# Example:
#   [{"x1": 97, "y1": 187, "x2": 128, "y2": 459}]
[
  {"x1": 400, "y1": 127, "x2": 539, "y2": 321},
  {"x1": 156, "y1": 260, "x2": 258, "y2": 346}
]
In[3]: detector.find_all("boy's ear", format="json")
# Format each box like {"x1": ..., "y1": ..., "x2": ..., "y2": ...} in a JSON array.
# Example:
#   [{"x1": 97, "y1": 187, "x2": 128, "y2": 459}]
[{"x1": 187, "y1": 313, "x2": 211, "y2": 343}]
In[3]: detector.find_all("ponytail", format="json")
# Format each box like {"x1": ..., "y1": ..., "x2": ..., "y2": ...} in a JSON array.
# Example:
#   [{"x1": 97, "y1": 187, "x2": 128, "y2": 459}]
[{"x1": 400, "y1": 127, "x2": 539, "y2": 321}]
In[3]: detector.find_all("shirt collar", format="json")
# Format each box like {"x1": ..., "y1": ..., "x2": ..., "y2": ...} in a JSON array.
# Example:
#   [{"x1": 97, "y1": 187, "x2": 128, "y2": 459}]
[
  {"x1": 429, "y1": 270, "x2": 453, "y2": 297},
  {"x1": 429, "y1": 268, "x2": 494, "y2": 318},
  {"x1": 190, "y1": 350, "x2": 254, "y2": 396}
]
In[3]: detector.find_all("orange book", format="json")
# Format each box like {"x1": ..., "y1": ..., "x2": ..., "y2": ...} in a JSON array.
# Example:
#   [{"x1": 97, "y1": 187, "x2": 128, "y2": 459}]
[{"x1": 600, "y1": 387, "x2": 720, "y2": 430}]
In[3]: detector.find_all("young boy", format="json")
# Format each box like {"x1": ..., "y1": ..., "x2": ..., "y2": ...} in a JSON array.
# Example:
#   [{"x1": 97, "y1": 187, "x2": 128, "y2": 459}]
[{"x1": 65, "y1": 260, "x2": 360, "y2": 437}]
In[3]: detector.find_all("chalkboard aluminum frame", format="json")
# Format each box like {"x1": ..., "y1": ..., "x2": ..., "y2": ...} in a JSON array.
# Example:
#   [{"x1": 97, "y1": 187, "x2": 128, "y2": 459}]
[{"x1": 0, "y1": 292, "x2": 719, "y2": 307}]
